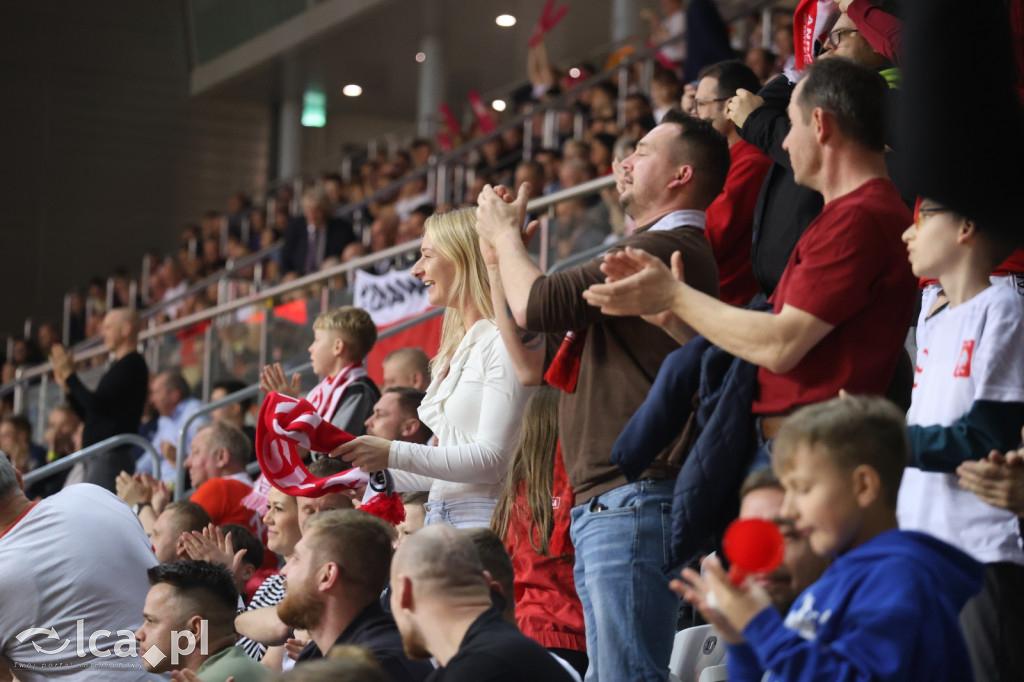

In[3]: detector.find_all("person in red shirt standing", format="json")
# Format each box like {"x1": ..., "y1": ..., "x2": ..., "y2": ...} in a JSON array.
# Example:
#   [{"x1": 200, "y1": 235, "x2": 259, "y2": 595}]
[
  {"x1": 584, "y1": 58, "x2": 916, "y2": 453},
  {"x1": 491, "y1": 386, "x2": 587, "y2": 680},
  {"x1": 694, "y1": 60, "x2": 773, "y2": 306}
]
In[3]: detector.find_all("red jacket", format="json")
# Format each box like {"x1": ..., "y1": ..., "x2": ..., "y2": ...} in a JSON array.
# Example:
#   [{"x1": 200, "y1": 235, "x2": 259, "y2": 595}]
[
  {"x1": 704, "y1": 139, "x2": 772, "y2": 306},
  {"x1": 505, "y1": 444, "x2": 586, "y2": 652}
]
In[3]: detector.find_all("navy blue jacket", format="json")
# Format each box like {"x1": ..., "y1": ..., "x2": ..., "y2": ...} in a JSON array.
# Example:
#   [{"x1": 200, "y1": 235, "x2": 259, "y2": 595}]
[{"x1": 612, "y1": 331, "x2": 760, "y2": 568}]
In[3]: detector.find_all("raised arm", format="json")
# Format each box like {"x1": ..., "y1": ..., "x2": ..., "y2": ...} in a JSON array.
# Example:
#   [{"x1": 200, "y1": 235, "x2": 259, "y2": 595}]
[
  {"x1": 476, "y1": 183, "x2": 545, "y2": 328},
  {"x1": 481, "y1": 212, "x2": 546, "y2": 386}
]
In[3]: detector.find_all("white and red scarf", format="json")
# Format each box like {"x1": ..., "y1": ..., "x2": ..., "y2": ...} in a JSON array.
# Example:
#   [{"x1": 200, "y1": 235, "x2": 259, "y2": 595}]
[
  {"x1": 307, "y1": 361, "x2": 368, "y2": 423},
  {"x1": 252, "y1": 391, "x2": 405, "y2": 525}
]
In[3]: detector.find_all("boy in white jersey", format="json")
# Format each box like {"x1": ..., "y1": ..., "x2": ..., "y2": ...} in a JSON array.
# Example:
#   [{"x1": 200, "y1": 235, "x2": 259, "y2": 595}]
[{"x1": 897, "y1": 198, "x2": 1024, "y2": 681}]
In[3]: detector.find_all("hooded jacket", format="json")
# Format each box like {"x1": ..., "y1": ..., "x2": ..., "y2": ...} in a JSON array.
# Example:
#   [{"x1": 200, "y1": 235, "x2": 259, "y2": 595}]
[{"x1": 727, "y1": 529, "x2": 983, "y2": 681}]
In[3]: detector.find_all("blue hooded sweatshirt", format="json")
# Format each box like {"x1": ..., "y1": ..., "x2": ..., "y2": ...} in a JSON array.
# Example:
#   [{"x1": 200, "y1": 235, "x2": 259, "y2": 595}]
[{"x1": 726, "y1": 529, "x2": 983, "y2": 681}]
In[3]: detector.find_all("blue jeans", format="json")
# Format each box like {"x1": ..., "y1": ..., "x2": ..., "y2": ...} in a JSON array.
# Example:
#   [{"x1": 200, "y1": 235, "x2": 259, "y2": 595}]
[
  {"x1": 423, "y1": 497, "x2": 496, "y2": 529},
  {"x1": 570, "y1": 479, "x2": 679, "y2": 682},
  {"x1": 749, "y1": 417, "x2": 774, "y2": 473}
]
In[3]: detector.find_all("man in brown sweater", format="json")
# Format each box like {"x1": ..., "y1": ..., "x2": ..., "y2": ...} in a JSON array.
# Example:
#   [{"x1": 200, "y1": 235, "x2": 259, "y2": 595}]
[{"x1": 476, "y1": 110, "x2": 726, "y2": 682}]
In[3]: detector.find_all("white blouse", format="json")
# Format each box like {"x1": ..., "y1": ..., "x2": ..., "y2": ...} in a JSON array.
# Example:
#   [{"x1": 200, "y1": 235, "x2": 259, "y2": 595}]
[{"x1": 389, "y1": 319, "x2": 535, "y2": 501}]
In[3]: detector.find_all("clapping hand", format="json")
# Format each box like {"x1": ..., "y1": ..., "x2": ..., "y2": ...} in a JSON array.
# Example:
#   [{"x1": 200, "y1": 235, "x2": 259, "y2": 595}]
[{"x1": 260, "y1": 363, "x2": 301, "y2": 397}]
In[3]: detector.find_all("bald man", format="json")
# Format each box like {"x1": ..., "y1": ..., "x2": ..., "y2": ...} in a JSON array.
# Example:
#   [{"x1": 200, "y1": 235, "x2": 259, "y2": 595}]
[
  {"x1": 50, "y1": 308, "x2": 149, "y2": 491},
  {"x1": 381, "y1": 348, "x2": 430, "y2": 391},
  {"x1": 390, "y1": 525, "x2": 575, "y2": 681}
]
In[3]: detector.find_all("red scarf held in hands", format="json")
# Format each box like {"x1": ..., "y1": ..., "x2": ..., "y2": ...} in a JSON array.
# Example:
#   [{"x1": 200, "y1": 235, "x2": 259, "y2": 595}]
[{"x1": 256, "y1": 392, "x2": 405, "y2": 525}]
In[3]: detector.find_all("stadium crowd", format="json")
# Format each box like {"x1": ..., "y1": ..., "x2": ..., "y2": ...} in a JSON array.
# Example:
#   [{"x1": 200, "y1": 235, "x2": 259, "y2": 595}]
[{"x1": 2, "y1": 0, "x2": 1024, "y2": 680}]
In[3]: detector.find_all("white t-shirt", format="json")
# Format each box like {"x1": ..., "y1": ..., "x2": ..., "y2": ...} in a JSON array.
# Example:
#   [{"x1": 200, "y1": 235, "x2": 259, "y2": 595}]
[
  {"x1": 389, "y1": 319, "x2": 535, "y2": 501},
  {"x1": 897, "y1": 284, "x2": 1024, "y2": 565},
  {"x1": 0, "y1": 485, "x2": 157, "y2": 680},
  {"x1": 659, "y1": 10, "x2": 686, "y2": 63}
]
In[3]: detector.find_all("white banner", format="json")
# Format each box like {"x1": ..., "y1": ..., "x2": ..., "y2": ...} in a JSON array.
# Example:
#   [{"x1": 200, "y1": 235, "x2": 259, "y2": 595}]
[{"x1": 353, "y1": 268, "x2": 435, "y2": 327}]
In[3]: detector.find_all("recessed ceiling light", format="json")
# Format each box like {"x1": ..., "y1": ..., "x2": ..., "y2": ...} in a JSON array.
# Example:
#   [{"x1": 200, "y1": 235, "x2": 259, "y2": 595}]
[
  {"x1": 492, "y1": 99, "x2": 507, "y2": 112},
  {"x1": 342, "y1": 84, "x2": 362, "y2": 97},
  {"x1": 495, "y1": 14, "x2": 516, "y2": 27},
  {"x1": 415, "y1": 52, "x2": 426, "y2": 63}
]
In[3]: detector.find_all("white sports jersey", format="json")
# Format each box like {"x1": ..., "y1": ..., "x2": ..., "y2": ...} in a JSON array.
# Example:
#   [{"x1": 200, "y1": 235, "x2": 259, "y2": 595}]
[
  {"x1": 0, "y1": 485, "x2": 157, "y2": 680},
  {"x1": 898, "y1": 284, "x2": 1024, "y2": 565}
]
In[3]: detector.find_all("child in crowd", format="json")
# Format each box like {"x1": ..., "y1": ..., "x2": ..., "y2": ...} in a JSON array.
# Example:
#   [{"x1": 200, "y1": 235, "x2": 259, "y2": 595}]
[
  {"x1": 394, "y1": 491, "x2": 428, "y2": 549},
  {"x1": 677, "y1": 396, "x2": 983, "y2": 681},
  {"x1": 491, "y1": 386, "x2": 587, "y2": 680},
  {"x1": 897, "y1": 199, "x2": 1024, "y2": 680},
  {"x1": 260, "y1": 306, "x2": 380, "y2": 443}
]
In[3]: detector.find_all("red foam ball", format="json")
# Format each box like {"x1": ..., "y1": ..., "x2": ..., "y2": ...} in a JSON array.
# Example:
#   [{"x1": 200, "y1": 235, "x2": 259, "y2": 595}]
[{"x1": 722, "y1": 518, "x2": 785, "y2": 575}]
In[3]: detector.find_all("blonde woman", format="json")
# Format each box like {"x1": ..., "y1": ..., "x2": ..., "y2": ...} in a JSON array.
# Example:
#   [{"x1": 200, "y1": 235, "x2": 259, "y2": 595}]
[{"x1": 335, "y1": 208, "x2": 540, "y2": 528}]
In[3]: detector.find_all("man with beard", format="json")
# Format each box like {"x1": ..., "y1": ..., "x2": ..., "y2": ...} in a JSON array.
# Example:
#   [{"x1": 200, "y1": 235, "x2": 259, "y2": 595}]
[
  {"x1": 281, "y1": 510, "x2": 431, "y2": 682},
  {"x1": 390, "y1": 524, "x2": 575, "y2": 681}
]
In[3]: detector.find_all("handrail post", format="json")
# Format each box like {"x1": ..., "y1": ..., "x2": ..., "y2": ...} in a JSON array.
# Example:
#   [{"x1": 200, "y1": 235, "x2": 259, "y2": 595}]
[
  {"x1": 522, "y1": 117, "x2": 533, "y2": 161},
  {"x1": 617, "y1": 67, "x2": 630, "y2": 129},
  {"x1": 542, "y1": 109, "x2": 557, "y2": 150},
  {"x1": 258, "y1": 303, "x2": 270, "y2": 375},
  {"x1": 201, "y1": 323, "x2": 214, "y2": 403},
  {"x1": 62, "y1": 294, "x2": 72, "y2": 348},
  {"x1": 128, "y1": 280, "x2": 138, "y2": 311},
  {"x1": 36, "y1": 373, "x2": 49, "y2": 443},
  {"x1": 13, "y1": 367, "x2": 25, "y2": 415},
  {"x1": 106, "y1": 277, "x2": 116, "y2": 312},
  {"x1": 141, "y1": 254, "x2": 152, "y2": 306}
]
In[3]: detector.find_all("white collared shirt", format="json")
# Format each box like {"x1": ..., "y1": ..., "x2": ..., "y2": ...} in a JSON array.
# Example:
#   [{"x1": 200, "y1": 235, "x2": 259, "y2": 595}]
[{"x1": 389, "y1": 319, "x2": 535, "y2": 500}]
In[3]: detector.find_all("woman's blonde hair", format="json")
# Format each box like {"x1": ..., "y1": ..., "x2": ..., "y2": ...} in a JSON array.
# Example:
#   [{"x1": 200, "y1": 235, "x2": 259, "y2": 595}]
[
  {"x1": 490, "y1": 386, "x2": 564, "y2": 557},
  {"x1": 425, "y1": 208, "x2": 494, "y2": 375}
]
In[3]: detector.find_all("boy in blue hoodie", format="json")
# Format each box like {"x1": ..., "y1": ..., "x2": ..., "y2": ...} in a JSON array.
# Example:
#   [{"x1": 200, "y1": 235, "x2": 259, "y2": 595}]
[{"x1": 675, "y1": 396, "x2": 984, "y2": 681}]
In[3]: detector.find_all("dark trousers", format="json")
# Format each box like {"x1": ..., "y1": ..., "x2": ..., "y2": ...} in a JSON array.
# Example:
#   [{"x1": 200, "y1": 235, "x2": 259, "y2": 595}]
[{"x1": 960, "y1": 561, "x2": 1024, "y2": 682}]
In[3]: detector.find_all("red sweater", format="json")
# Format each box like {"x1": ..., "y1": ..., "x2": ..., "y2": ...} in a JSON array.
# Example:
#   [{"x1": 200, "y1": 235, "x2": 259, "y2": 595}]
[
  {"x1": 704, "y1": 139, "x2": 772, "y2": 306},
  {"x1": 504, "y1": 445, "x2": 586, "y2": 652}
]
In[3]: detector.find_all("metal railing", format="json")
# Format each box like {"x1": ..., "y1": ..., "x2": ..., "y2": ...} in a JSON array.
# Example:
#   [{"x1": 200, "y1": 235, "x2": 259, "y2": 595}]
[{"x1": 22, "y1": 434, "x2": 163, "y2": 488}]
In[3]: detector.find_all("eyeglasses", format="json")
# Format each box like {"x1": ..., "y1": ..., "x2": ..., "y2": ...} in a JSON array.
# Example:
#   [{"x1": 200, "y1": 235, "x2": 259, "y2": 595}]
[
  {"x1": 914, "y1": 207, "x2": 953, "y2": 229},
  {"x1": 827, "y1": 28, "x2": 860, "y2": 49},
  {"x1": 694, "y1": 97, "x2": 730, "y2": 110}
]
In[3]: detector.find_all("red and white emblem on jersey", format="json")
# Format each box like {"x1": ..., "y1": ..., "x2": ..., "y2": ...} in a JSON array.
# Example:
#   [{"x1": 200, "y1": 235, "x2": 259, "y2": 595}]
[{"x1": 954, "y1": 340, "x2": 975, "y2": 378}]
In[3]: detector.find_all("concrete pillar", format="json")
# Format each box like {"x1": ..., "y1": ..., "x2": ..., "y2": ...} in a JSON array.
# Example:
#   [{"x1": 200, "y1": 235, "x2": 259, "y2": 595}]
[
  {"x1": 611, "y1": 0, "x2": 639, "y2": 44},
  {"x1": 416, "y1": 0, "x2": 444, "y2": 138},
  {"x1": 278, "y1": 99, "x2": 302, "y2": 180}
]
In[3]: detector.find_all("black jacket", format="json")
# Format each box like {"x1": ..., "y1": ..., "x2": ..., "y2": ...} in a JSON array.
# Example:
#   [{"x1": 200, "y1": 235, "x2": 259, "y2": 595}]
[{"x1": 281, "y1": 216, "x2": 356, "y2": 276}]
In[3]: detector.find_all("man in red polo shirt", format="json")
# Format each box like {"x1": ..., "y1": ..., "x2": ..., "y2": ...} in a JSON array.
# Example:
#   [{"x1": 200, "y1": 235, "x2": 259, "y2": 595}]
[
  {"x1": 185, "y1": 421, "x2": 264, "y2": 536},
  {"x1": 584, "y1": 58, "x2": 916, "y2": 440},
  {"x1": 694, "y1": 60, "x2": 773, "y2": 306}
]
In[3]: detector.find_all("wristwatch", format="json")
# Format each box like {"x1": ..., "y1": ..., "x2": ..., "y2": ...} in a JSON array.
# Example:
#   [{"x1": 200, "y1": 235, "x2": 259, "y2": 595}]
[{"x1": 131, "y1": 502, "x2": 152, "y2": 516}]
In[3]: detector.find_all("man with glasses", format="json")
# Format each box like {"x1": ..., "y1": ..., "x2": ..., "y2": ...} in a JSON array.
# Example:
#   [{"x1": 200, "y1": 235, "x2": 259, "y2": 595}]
[
  {"x1": 822, "y1": 7, "x2": 900, "y2": 87},
  {"x1": 693, "y1": 60, "x2": 773, "y2": 305}
]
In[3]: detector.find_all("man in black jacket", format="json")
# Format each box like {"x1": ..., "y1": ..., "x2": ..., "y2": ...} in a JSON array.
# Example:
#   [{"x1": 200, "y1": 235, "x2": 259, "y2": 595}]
[
  {"x1": 281, "y1": 187, "x2": 356, "y2": 276},
  {"x1": 49, "y1": 307, "x2": 149, "y2": 491},
  {"x1": 284, "y1": 510, "x2": 433, "y2": 682},
  {"x1": 390, "y1": 524, "x2": 575, "y2": 682}
]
